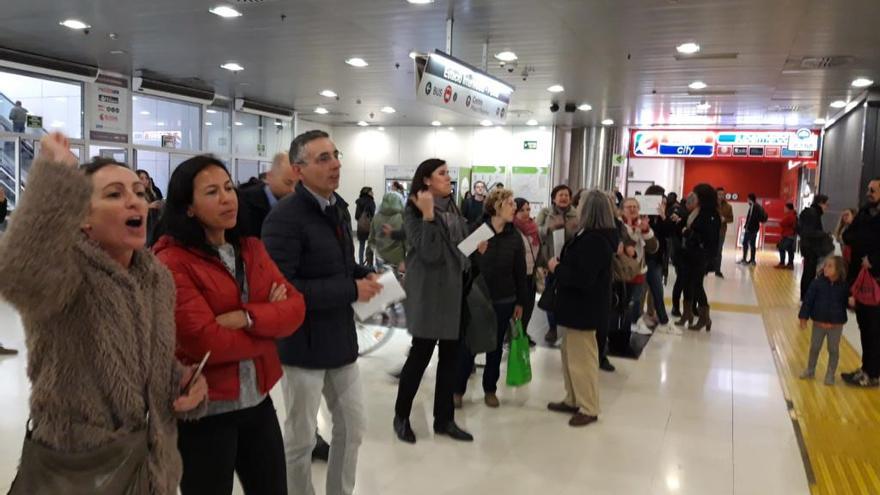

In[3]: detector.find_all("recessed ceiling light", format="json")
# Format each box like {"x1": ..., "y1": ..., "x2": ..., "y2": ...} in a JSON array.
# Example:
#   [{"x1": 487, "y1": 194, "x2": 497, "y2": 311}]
[
  {"x1": 494, "y1": 51, "x2": 518, "y2": 62},
  {"x1": 357, "y1": 121, "x2": 369, "y2": 127},
  {"x1": 480, "y1": 120, "x2": 493, "y2": 126},
  {"x1": 346, "y1": 57, "x2": 368, "y2": 67},
  {"x1": 234, "y1": 121, "x2": 243, "y2": 126},
  {"x1": 697, "y1": 101, "x2": 711, "y2": 110},
  {"x1": 539, "y1": 126, "x2": 546, "y2": 130},
  {"x1": 830, "y1": 100, "x2": 847, "y2": 108},
  {"x1": 315, "y1": 107, "x2": 329, "y2": 115},
  {"x1": 526, "y1": 119, "x2": 538, "y2": 126},
  {"x1": 381, "y1": 106, "x2": 396, "y2": 114},
  {"x1": 409, "y1": 51, "x2": 419, "y2": 60},
  {"x1": 220, "y1": 62, "x2": 244, "y2": 72},
  {"x1": 689, "y1": 81, "x2": 707, "y2": 90},
  {"x1": 319, "y1": 89, "x2": 338, "y2": 98},
  {"x1": 577, "y1": 104, "x2": 592, "y2": 111},
  {"x1": 601, "y1": 119, "x2": 614, "y2": 126},
  {"x1": 406, "y1": 0, "x2": 434, "y2": 4},
  {"x1": 814, "y1": 118, "x2": 826, "y2": 125},
  {"x1": 206, "y1": 109, "x2": 218, "y2": 114},
  {"x1": 140, "y1": 110, "x2": 150, "y2": 116},
  {"x1": 205, "y1": 122, "x2": 213, "y2": 126},
  {"x1": 431, "y1": 120, "x2": 442, "y2": 126},
  {"x1": 676, "y1": 42, "x2": 700, "y2": 54},
  {"x1": 448, "y1": 127, "x2": 455, "y2": 131},
  {"x1": 547, "y1": 84, "x2": 565, "y2": 93},
  {"x1": 109, "y1": 49, "x2": 126, "y2": 55},
  {"x1": 852, "y1": 77, "x2": 874, "y2": 88},
  {"x1": 378, "y1": 127, "x2": 385, "y2": 131},
  {"x1": 209, "y1": 5, "x2": 242, "y2": 18},
  {"x1": 157, "y1": 122, "x2": 165, "y2": 126},
  {"x1": 59, "y1": 19, "x2": 91, "y2": 30}
]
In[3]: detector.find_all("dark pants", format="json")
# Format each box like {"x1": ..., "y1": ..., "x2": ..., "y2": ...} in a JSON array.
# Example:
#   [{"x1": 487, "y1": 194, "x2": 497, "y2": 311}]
[
  {"x1": 357, "y1": 238, "x2": 371, "y2": 265},
  {"x1": 456, "y1": 301, "x2": 515, "y2": 395},
  {"x1": 683, "y1": 258, "x2": 709, "y2": 310},
  {"x1": 672, "y1": 264, "x2": 685, "y2": 311},
  {"x1": 178, "y1": 397, "x2": 286, "y2": 495},
  {"x1": 622, "y1": 282, "x2": 647, "y2": 331},
  {"x1": 855, "y1": 304, "x2": 880, "y2": 379},
  {"x1": 646, "y1": 259, "x2": 669, "y2": 324},
  {"x1": 545, "y1": 273, "x2": 557, "y2": 333},
  {"x1": 778, "y1": 237, "x2": 796, "y2": 266},
  {"x1": 12, "y1": 122, "x2": 24, "y2": 133},
  {"x1": 742, "y1": 230, "x2": 758, "y2": 263},
  {"x1": 801, "y1": 254, "x2": 818, "y2": 301},
  {"x1": 522, "y1": 277, "x2": 537, "y2": 335},
  {"x1": 712, "y1": 227, "x2": 726, "y2": 272},
  {"x1": 395, "y1": 337, "x2": 458, "y2": 424}
]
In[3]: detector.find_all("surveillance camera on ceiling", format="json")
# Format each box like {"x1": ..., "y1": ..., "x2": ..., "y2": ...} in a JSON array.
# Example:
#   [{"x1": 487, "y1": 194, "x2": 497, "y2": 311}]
[{"x1": 550, "y1": 103, "x2": 560, "y2": 113}]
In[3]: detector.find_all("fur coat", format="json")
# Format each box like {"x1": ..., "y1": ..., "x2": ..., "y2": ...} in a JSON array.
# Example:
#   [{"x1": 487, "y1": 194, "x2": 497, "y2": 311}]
[{"x1": 0, "y1": 157, "x2": 197, "y2": 494}]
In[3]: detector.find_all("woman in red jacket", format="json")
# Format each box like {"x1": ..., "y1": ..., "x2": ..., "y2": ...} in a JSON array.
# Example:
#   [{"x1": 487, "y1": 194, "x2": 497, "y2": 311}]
[
  {"x1": 154, "y1": 155, "x2": 305, "y2": 495},
  {"x1": 776, "y1": 202, "x2": 798, "y2": 269}
]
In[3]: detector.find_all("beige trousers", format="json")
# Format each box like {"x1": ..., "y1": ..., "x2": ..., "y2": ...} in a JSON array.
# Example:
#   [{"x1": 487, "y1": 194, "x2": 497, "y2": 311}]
[{"x1": 559, "y1": 326, "x2": 600, "y2": 416}]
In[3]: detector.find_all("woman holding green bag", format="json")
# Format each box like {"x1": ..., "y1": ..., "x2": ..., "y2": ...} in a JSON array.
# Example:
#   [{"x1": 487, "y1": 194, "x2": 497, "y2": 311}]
[{"x1": 546, "y1": 189, "x2": 618, "y2": 427}]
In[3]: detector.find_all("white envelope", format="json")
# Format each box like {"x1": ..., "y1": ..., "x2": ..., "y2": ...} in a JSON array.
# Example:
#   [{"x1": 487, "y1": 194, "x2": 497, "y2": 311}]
[
  {"x1": 352, "y1": 271, "x2": 407, "y2": 321},
  {"x1": 553, "y1": 228, "x2": 565, "y2": 258},
  {"x1": 457, "y1": 223, "x2": 495, "y2": 256}
]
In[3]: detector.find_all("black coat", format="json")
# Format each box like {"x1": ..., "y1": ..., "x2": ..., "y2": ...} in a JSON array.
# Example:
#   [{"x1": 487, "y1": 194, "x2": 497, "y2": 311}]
[
  {"x1": 355, "y1": 195, "x2": 376, "y2": 241},
  {"x1": 238, "y1": 184, "x2": 273, "y2": 238},
  {"x1": 476, "y1": 221, "x2": 528, "y2": 305},
  {"x1": 842, "y1": 204, "x2": 880, "y2": 286},
  {"x1": 461, "y1": 196, "x2": 485, "y2": 231},
  {"x1": 683, "y1": 209, "x2": 721, "y2": 265},
  {"x1": 647, "y1": 214, "x2": 676, "y2": 264},
  {"x1": 262, "y1": 182, "x2": 371, "y2": 369},
  {"x1": 744, "y1": 202, "x2": 766, "y2": 232},
  {"x1": 799, "y1": 275, "x2": 849, "y2": 325},
  {"x1": 798, "y1": 204, "x2": 829, "y2": 258},
  {"x1": 0, "y1": 198, "x2": 7, "y2": 224},
  {"x1": 554, "y1": 228, "x2": 618, "y2": 331}
]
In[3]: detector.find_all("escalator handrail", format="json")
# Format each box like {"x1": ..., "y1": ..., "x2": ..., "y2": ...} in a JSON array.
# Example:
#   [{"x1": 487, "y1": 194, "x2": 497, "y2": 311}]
[{"x1": 0, "y1": 90, "x2": 51, "y2": 135}]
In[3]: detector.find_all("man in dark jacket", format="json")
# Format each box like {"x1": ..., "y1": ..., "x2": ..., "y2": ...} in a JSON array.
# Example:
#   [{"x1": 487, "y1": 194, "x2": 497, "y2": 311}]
[
  {"x1": 238, "y1": 152, "x2": 298, "y2": 238},
  {"x1": 841, "y1": 179, "x2": 880, "y2": 388},
  {"x1": 738, "y1": 193, "x2": 766, "y2": 266},
  {"x1": 798, "y1": 194, "x2": 831, "y2": 301},
  {"x1": 262, "y1": 130, "x2": 383, "y2": 495},
  {"x1": 460, "y1": 180, "x2": 487, "y2": 231}
]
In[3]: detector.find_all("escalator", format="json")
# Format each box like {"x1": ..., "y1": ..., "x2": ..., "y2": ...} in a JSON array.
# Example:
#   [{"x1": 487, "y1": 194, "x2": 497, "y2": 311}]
[{"x1": 0, "y1": 91, "x2": 47, "y2": 207}]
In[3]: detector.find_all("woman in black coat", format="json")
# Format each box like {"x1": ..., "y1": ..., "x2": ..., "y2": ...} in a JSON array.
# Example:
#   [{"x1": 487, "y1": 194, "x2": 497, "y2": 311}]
[
  {"x1": 546, "y1": 189, "x2": 619, "y2": 427},
  {"x1": 677, "y1": 183, "x2": 721, "y2": 331},
  {"x1": 354, "y1": 187, "x2": 376, "y2": 265}
]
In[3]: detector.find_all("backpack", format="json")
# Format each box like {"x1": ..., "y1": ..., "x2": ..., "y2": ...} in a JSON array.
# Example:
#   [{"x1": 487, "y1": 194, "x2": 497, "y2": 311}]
[{"x1": 758, "y1": 205, "x2": 768, "y2": 223}]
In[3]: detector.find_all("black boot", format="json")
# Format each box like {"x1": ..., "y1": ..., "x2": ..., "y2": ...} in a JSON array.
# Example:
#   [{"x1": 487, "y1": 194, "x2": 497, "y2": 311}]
[
  {"x1": 312, "y1": 433, "x2": 330, "y2": 461},
  {"x1": 689, "y1": 306, "x2": 712, "y2": 332},
  {"x1": 544, "y1": 328, "x2": 558, "y2": 345},
  {"x1": 599, "y1": 357, "x2": 616, "y2": 372},
  {"x1": 393, "y1": 416, "x2": 416, "y2": 444},
  {"x1": 674, "y1": 299, "x2": 694, "y2": 327}
]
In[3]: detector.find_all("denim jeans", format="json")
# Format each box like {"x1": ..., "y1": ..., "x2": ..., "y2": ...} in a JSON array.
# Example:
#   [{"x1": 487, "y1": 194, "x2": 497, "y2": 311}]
[
  {"x1": 645, "y1": 260, "x2": 669, "y2": 324},
  {"x1": 742, "y1": 230, "x2": 758, "y2": 262},
  {"x1": 623, "y1": 282, "x2": 647, "y2": 331},
  {"x1": 457, "y1": 301, "x2": 515, "y2": 394},
  {"x1": 778, "y1": 236, "x2": 796, "y2": 265}
]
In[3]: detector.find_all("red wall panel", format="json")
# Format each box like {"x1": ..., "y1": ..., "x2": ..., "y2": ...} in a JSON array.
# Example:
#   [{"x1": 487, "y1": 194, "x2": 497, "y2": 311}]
[
  {"x1": 780, "y1": 164, "x2": 800, "y2": 205},
  {"x1": 683, "y1": 159, "x2": 784, "y2": 200}
]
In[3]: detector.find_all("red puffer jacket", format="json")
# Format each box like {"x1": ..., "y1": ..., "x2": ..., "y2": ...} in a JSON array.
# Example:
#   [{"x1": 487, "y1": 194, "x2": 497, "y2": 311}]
[{"x1": 154, "y1": 235, "x2": 305, "y2": 401}]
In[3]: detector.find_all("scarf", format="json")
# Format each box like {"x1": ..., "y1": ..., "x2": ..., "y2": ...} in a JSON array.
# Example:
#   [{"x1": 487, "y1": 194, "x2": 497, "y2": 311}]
[
  {"x1": 514, "y1": 217, "x2": 540, "y2": 247},
  {"x1": 434, "y1": 195, "x2": 468, "y2": 245}
]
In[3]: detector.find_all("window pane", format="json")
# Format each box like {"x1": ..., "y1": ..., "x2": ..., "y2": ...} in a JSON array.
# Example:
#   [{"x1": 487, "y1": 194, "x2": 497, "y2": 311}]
[
  {"x1": 0, "y1": 138, "x2": 17, "y2": 208},
  {"x1": 205, "y1": 107, "x2": 231, "y2": 155},
  {"x1": 235, "y1": 159, "x2": 260, "y2": 186},
  {"x1": 135, "y1": 150, "x2": 170, "y2": 197},
  {"x1": 0, "y1": 70, "x2": 83, "y2": 138},
  {"x1": 133, "y1": 95, "x2": 201, "y2": 150},
  {"x1": 233, "y1": 113, "x2": 261, "y2": 157}
]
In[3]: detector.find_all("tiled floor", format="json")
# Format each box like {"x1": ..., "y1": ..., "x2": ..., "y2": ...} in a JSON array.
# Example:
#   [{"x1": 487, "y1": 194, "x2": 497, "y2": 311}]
[{"x1": 0, "y1": 250, "x2": 812, "y2": 494}]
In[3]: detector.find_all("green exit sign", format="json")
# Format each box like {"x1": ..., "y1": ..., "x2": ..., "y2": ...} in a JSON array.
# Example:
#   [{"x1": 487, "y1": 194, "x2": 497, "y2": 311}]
[{"x1": 523, "y1": 140, "x2": 538, "y2": 150}]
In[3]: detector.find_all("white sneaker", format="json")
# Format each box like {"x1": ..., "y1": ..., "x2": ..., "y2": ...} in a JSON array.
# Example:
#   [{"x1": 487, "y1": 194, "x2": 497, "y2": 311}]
[
  {"x1": 631, "y1": 321, "x2": 652, "y2": 335},
  {"x1": 661, "y1": 323, "x2": 683, "y2": 336}
]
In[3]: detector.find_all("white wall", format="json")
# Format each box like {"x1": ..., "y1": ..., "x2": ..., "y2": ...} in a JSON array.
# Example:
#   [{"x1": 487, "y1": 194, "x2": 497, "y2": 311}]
[{"x1": 627, "y1": 157, "x2": 684, "y2": 195}]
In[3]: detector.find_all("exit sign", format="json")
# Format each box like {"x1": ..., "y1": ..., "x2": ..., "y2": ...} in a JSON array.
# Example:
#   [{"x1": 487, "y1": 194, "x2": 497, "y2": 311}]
[{"x1": 523, "y1": 140, "x2": 537, "y2": 150}]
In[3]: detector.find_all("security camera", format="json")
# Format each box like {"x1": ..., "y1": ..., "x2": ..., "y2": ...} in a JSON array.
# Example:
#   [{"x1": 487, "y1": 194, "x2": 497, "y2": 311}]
[
  {"x1": 507, "y1": 66, "x2": 514, "y2": 73},
  {"x1": 550, "y1": 103, "x2": 560, "y2": 113},
  {"x1": 499, "y1": 61, "x2": 506, "y2": 68}
]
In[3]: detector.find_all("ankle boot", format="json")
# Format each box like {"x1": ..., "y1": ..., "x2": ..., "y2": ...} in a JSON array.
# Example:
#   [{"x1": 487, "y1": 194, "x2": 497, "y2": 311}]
[
  {"x1": 674, "y1": 300, "x2": 693, "y2": 327},
  {"x1": 689, "y1": 306, "x2": 712, "y2": 331}
]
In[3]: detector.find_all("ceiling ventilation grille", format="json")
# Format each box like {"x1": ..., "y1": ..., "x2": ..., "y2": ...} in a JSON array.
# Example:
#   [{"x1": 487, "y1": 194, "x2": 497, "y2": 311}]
[
  {"x1": 767, "y1": 104, "x2": 803, "y2": 113},
  {"x1": 784, "y1": 56, "x2": 854, "y2": 71},
  {"x1": 674, "y1": 52, "x2": 739, "y2": 61},
  {"x1": 687, "y1": 89, "x2": 736, "y2": 96}
]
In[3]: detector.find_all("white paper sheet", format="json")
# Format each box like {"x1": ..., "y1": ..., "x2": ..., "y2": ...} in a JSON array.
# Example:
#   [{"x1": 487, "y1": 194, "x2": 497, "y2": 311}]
[
  {"x1": 352, "y1": 271, "x2": 407, "y2": 321},
  {"x1": 637, "y1": 195, "x2": 664, "y2": 216},
  {"x1": 553, "y1": 228, "x2": 565, "y2": 258},
  {"x1": 457, "y1": 223, "x2": 496, "y2": 256}
]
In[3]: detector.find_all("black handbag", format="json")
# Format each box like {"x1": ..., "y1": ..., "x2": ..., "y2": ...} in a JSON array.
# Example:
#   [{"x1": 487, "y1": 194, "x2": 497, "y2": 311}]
[
  {"x1": 464, "y1": 274, "x2": 498, "y2": 354},
  {"x1": 537, "y1": 276, "x2": 556, "y2": 312}
]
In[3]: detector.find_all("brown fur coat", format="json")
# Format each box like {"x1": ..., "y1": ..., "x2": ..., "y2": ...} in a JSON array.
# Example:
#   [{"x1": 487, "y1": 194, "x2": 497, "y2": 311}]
[{"x1": 0, "y1": 157, "x2": 192, "y2": 494}]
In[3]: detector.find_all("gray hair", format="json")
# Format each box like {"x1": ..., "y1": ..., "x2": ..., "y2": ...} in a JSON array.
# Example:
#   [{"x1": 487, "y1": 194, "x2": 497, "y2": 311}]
[
  {"x1": 685, "y1": 192, "x2": 697, "y2": 208},
  {"x1": 578, "y1": 189, "x2": 617, "y2": 231},
  {"x1": 271, "y1": 151, "x2": 289, "y2": 171},
  {"x1": 289, "y1": 130, "x2": 330, "y2": 165}
]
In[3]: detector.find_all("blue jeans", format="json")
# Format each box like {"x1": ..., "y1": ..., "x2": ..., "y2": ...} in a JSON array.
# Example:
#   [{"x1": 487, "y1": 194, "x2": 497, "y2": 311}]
[
  {"x1": 778, "y1": 236, "x2": 796, "y2": 265},
  {"x1": 742, "y1": 230, "x2": 757, "y2": 262},
  {"x1": 457, "y1": 301, "x2": 515, "y2": 394},
  {"x1": 623, "y1": 282, "x2": 647, "y2": 331},
  {"x1": 646, "y1": 260, "x2": 669, "y2": 324}
]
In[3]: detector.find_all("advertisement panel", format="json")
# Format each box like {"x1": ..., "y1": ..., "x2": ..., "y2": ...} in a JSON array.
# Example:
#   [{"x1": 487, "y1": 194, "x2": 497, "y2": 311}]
[
  {"x1": 630, "y1": 129, "x2": 820, "y2": 160},
  {"x1": 631, "y1": 130, "x2": 716, "y2": 158},
  {"x1": 88, "y1": 73, "x2": 129, "y2": 143},
  {"x1": 416, "y1": 51, "x2": 514, "y2": 123}
]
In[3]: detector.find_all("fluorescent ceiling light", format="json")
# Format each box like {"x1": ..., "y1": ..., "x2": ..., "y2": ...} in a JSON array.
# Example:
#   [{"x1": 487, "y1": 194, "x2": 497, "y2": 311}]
[
  {"x1": 357, "y1": 121, "x2": 369, "y2": 127},
  {"x1": 494, "y1": 51, "x2": 518, "y2": 62},
  {"x1": 814, "y1": 118, "x2": 826, "y2": 125},
  {"x1": 431, "y1": 121, "x2": 442, "y2": 126},
  {"x1": 220, "y1": 62, "x2": 244, "y2": 72},
  {"x1": 526, "y1": 119, "x2": 538, "y2": 126},
  {"x1": 830, "y1": 100, "x2": 847, "y2": 108},
  {"x1": 209, "y1": 6, "x2": 242, "y2": 18},
  {"x1": 406, "y1": 0, "x2": 435, "y2": 4},
  {"x1": 205, "y1": 122, "x2": 213, "y2": 126},
  {"x1": 140, "y1": 110, "x2": 150, "y2": 115},
  {"x1": 480, "y1": 120, "x2": 493, "y2": 126},
  {"x1": 676, "y1": 42, "x2": 700, "y2": 54},
  {"x1": 448, "y1": 127, "x2": 455, "y2": 131},
  {"x1": 59, "y1": 19, "x2": 90, "y2": 30},
  {"x1": 378, "y1": 127, "x2": 385, "y2": 131},
  {"x1": 697, "y1": 102, "x2": 711, "y2": 110},
  {"x1": 381, "y1": 106, "x2": 396, "y2": 114},
  {"x1": 577, "y1": 104, "x2": 592, "y2": 111},
  {"x1": 547, "y1": 84, "x2": 565, "y2": 93},
  {"x1": 601, "y1": 119, "x2": 614, "y2": 126},
  {"x1": 234, "y1": 121, "x2": 243, "y2": 126},
  {"x1": 852, "y1": 77, "x2": 874, "y2": 88},
  {"x1": 206, "y1": 109, "x2": 218, "y2": 114},
  {"x1": 157, "y1": 122, "x2": 165, "y2": 126},
  {"x1": 346, "y1": 57, "x2": 368, "y2": 67},
  {"x1": 689, "y1": 81, "x2": 707, "y2": 90},
  {"x1": 314, "y1": 107, "x2": 329, "y2": 114},
  {"x1": 320, "y1": 89, "x2": 338, "y2": 98}
]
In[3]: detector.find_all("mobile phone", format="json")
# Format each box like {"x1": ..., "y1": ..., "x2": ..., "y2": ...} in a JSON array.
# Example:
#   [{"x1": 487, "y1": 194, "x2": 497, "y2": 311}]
[{"x1": 183, "y1": 351, "x2": 211, "y2": 394}]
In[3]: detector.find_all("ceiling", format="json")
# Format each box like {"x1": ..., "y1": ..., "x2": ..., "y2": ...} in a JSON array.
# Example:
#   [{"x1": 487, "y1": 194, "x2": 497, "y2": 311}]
[{"x1": 1, "y1": 0, "x2": 879, "y2": 128}]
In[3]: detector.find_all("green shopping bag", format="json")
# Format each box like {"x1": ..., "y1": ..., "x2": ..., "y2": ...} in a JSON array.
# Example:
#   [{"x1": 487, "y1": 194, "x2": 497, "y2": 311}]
[{"x1": 506, "y1": 319, "x2": 532, "y2": 387}]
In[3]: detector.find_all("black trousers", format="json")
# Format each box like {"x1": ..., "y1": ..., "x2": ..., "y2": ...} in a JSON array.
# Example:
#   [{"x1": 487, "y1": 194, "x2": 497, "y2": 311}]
[
  {"x1": 682, "y1": 258, "x2": 709, "y2": 310},
  {"x1": 856, "y1": 304, "x2": 880, "y2": 379},
  {"x1": 801, "y1": 254, "x2": 818, "y2": 301},
  {"x1": 395, "y1": 337, "x2": 459, "y2": 425},
  {"x1": 521, "y1": 277, "x2": 537, "y2": 336},
  {"x1": 178, "y1": 397, "x2": 286, "y2": 495}
]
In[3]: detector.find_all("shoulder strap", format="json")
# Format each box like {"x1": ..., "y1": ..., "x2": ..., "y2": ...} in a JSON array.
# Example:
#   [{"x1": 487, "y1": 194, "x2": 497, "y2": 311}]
[{"x1": 234, "y1": 243, "x2": 246, "y2": 300}]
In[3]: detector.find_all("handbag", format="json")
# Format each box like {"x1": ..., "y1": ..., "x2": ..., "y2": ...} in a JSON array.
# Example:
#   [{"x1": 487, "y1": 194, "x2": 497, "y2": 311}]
[
  {"x1": 464, "y1": 274, "x2": 498, "y2": 354},
  {"x1": 537, "y1": 275, "x2": 556, "y2": 312},
  {"x1": 506, "y1": 319, "x2": 532, "y2": 387},
  {"x1": 8, "y1": 424, "x2": 150, "y2": 495},
  {"x1": 851, "y1": 266, "x2": 880, "y2": 306}
]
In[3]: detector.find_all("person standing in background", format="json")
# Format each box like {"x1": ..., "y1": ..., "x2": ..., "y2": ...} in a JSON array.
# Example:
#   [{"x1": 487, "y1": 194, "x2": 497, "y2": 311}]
[
  {"x1": 369, "y1": 191, "x2": 407, "y2": 271},
  {"x1": 798, "y1": 194, "x2": 832, "y2": 301},
  {"x1": 355, "y1": 187, "x2": 376, "y2": 266},
  {"x1": 537, "y1": 184, "x2": 580, "y2": 345},
  {"x1": 461, "y1": 180, "x2": 487, "y2": 231},
  {"x1": 833, "y1": 208, "x2": 857, "y2": 265},
  {"x1": 776, "y1": 203, "x2": 798, "y2": 269},
  {"x1": 714, "y1": 187, "x2": 734, "y2": 277},
  {"x1": 8, "y1": 101, "x2": 27, "y2": 133},
  {"x1": 513, "y1": 198, "x2": 542, "y2": 347},
  {"x1": 738, "y1": 193, "x2": 765, "y2": 266},
  {"x1": 238, "y1": 152, "x2": 299, "y2": 238}
]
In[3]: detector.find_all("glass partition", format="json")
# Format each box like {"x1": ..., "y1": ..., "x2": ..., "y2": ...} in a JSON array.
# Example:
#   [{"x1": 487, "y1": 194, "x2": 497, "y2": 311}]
[
  {"x1": 133, "y1": 95, "x2": 201, "y2": 150},
  {"x1": 0, "y1": 69, "x2": 83, "y2": 138}
]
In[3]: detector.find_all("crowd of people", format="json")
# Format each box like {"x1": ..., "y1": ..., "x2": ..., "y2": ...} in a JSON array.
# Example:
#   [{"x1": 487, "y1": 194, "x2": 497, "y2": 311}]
[{"x1": 0, "y1": 130, "x2": 878, "y2": 495}]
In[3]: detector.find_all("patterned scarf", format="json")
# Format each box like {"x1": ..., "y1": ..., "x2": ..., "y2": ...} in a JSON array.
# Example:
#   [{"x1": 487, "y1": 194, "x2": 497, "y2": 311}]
[{"x1": 514, "y1": 216, "x2": 540, "y2": 247}]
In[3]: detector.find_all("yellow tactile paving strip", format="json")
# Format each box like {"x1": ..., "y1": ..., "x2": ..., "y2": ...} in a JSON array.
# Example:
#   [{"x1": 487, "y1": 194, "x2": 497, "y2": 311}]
[{"x1": 750, "y1": 254, "x2": 880, "y2": 495}]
